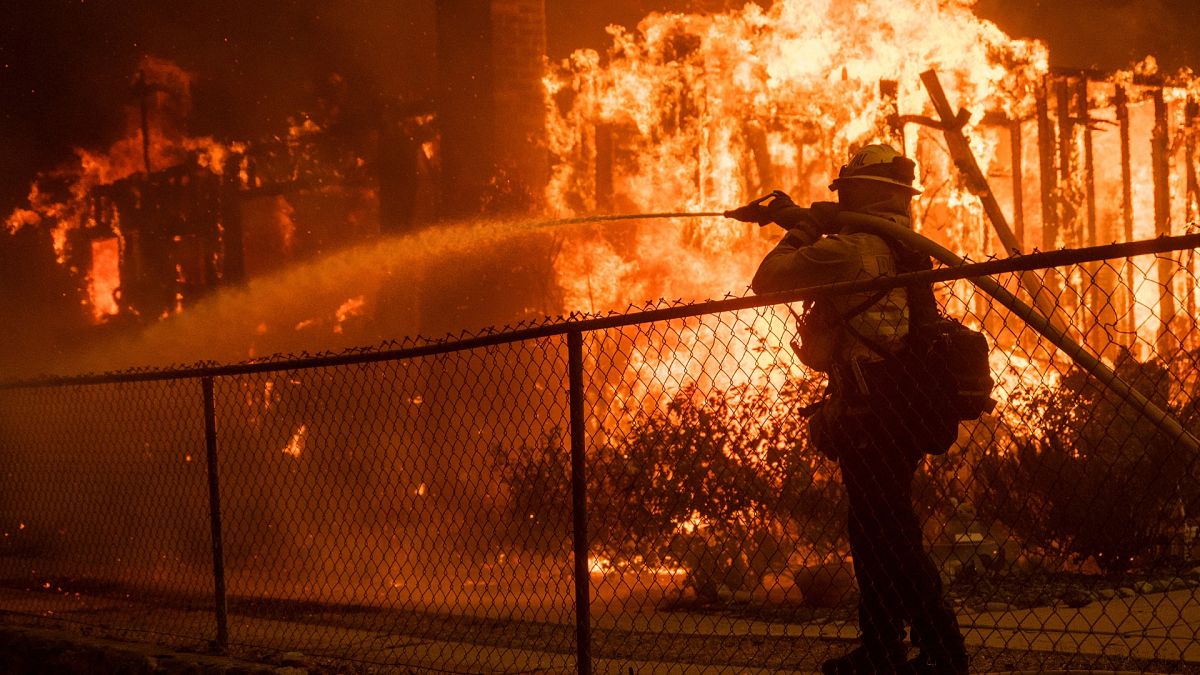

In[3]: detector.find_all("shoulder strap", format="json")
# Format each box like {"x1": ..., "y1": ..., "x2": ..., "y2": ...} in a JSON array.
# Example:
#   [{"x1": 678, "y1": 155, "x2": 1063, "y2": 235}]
[
  {"x1": 873, "y1": 232, "x2": 940, "y2": 325},
  {"x1": 835, "y1": 232, "x2": 938, "y2": 362}
]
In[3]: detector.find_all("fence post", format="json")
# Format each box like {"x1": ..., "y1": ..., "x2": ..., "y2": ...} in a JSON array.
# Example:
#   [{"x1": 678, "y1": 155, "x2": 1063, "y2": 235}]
[
  {"x1": 567, "y1": 330, "x2": 592, "y2": 675},
  {"x1": 201, "y1": 376, "x2": 230, "y2": 652}
]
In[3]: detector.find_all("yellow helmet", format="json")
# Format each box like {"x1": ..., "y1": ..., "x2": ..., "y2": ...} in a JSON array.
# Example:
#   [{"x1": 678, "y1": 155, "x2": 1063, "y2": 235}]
[{"x1": 829, "y1": 144, "x2": 920, "y2": 195}]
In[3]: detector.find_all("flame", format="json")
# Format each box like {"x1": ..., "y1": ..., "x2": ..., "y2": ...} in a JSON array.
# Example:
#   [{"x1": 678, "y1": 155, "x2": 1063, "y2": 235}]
[
  {"x1": 543, "y1": 0, "x2": 1050, "y2": 420},
  {"x1": 88, "y1": 238, "x2": 121, "y2": 320},
  {"x1": 544, "y1": 0, "x2": 1048, "y2": 308},
  {"x1": 4, "y1": 56, "x2": 243, "y2": 322},
  {"x1": 544, "y1": 0, "x2": 1200, "y2": 450},
  {"x1": 333, "y1": 295, "x2": 366, "y2": 334},
  {"x1": 283, "y1": 424, "x2": 308, "y2": 458}
]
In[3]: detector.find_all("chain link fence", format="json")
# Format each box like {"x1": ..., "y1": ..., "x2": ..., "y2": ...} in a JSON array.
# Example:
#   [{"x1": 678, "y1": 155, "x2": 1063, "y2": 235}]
[{"x1": 1, "y1": 235, "x2": 1199, "y2": 673}]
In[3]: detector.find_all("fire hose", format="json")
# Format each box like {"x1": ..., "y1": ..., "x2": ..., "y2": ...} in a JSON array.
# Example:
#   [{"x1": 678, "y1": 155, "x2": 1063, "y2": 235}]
[{"x1": 537, "y1": 209, "x2": 1199, "y2": 454}]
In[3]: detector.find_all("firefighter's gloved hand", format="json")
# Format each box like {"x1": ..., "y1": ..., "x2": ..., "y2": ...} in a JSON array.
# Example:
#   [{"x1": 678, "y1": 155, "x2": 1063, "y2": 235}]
[{"x1": 723, "y1": 190, "x2": 797, "y2": 225}]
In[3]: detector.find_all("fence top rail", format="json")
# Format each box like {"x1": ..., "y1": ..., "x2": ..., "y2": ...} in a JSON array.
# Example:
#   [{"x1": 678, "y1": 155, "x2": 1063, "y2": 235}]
[{"x1": 2, "y1": 233, "x2": 1197, "y2": 390}]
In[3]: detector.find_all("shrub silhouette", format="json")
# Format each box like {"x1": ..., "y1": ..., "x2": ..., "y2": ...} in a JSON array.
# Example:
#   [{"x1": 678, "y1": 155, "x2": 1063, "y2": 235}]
[
  {"x1": 497, "y1": 377, "x2": 848, "y2": 603},
  {"x1": 975, "y1": 353, "x2": 1199, "y2": 573}
]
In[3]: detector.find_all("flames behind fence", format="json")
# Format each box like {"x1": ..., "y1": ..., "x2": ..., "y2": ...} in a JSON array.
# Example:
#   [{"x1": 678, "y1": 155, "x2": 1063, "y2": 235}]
[{"x1": 0, "y1": 240, "x2": 1198, "y2": 672}]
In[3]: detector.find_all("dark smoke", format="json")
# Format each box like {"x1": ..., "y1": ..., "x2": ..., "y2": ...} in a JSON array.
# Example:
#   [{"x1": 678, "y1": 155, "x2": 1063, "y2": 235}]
[{"x1": 974, "y1": 0, "x2": 1200, "y2": 72}]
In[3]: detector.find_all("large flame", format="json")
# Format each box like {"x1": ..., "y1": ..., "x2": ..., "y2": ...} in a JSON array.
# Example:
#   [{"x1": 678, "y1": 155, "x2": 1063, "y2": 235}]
[
  {"x1": 543, "y1": 0, "x2": 1047, "y2": 410},
  {"x1": 544, "y1": 0, "x2": 1047, "y2": 303},
  {"x1": 542, "y1": 0, "x2": 1198, "y2": 434},
  {"x1": 5, "y1": 56, "x2": 244, "y2": 322}
]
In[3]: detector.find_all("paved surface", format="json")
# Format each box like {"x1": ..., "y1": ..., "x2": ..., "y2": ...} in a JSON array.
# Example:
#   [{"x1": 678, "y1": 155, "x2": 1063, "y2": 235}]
[{"x1": 0, "y1": 584, "x2": 1196, "y2": 673}]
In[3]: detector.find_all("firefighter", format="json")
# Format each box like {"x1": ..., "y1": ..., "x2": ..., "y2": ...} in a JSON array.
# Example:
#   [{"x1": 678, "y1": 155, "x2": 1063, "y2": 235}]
[{"x1": 728, "y1": 144, "x2": 968, "y2": 675}]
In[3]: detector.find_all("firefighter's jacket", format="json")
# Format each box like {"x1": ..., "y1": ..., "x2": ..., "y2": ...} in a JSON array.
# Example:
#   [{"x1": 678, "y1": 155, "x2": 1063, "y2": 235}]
[{"x1": 751, "y1": 204, "x2": 910, "y2": 369}]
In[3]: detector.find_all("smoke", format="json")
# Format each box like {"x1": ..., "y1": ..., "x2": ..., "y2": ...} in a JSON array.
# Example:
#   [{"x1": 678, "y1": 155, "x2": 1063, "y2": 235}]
[
  {"x1": 974, "y1": 0, "x2": 1200, "y2": 71},
  {"x1": 0, "y1": 215, "x2": 582, "y2": 616},
  {"x1": 4, "y1": 215, "x2": 569, "y2": 380}
]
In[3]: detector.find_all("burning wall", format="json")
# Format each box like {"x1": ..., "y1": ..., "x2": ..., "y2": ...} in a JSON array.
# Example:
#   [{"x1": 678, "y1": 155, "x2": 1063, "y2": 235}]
[{"x1": 542, "y1": 0, "x2": 1200, "y2": 361}]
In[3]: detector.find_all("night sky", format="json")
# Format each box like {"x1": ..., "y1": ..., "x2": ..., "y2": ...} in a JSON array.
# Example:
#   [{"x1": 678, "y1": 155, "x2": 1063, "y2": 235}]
[{"x1": 2, "y1": 0, "x2": 1198, "y2": 217}]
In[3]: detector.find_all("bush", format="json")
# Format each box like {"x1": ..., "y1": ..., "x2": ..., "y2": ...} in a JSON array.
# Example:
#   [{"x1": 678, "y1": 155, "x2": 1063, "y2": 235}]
[
  {"x1": 497, "y1": 378, "x2": 846, "y2": 602},
  {"x1": 974, "y1": 353, "x2": 1200, "y2": 573}
]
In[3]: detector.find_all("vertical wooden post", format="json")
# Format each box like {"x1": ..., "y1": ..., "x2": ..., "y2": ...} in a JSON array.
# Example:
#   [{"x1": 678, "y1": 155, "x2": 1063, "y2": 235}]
[
  {"x1": 1078, "y1": 79, "x2": 1102, "y2": 348},
  {"x1": 1116, "y1": 85, "x2": 1137, "y2": 346},
  {"x1": 743, "y1": 121, "x2": 774, "y2": 197},
  {"x1": 1036, "y1": 79, "x2": 1059, "y2": 250},
  {"x1": 1010, "y1": 119, "x2": 1025, "y2": 249},
  {"x1": 219, "y1": 152, "x2": 245, "y2": 285},
  {"x1": 1152, "y1": 87, "x2": 1177, "y2": 356},
  {"x1": 594, "y1": 125, "x2": 614, "y2": 214},
  {"x1": 567, "y1": 331, "x2": 592, "y2": 675},
  {"x1": 1010, "y1": 117, "x2": 1033, "y2": 352},
  {"x1": 1185, "y1": 97, "x2": 1198, "y2": 341},
  {"x1": 1056, "y1": 77, "x2": 1076, "y2": 247},
  {"x1": 1077, "y1": 80, "x2": 1097, "y2": 250}
]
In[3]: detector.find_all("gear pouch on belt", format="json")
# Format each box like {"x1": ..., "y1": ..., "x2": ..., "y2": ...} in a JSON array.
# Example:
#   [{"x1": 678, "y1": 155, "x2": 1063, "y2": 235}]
[{"x1": 791, "y1": 301, "x2": 839, "y2": 372}]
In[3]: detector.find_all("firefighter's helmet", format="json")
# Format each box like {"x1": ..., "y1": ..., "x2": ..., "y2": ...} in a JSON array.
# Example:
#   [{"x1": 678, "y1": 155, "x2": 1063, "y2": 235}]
[{"x1": 828, "y1": 144, "x2": 920, "y2": 195}]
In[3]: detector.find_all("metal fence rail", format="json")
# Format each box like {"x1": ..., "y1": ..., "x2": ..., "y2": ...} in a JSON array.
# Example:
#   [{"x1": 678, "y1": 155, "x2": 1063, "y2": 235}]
[{"x1": 1, "y1": 235, "x2": 1199, "y2": 673}]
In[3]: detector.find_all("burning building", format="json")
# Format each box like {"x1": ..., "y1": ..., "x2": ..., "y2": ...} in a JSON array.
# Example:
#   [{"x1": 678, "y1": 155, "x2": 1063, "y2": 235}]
[
  {"x1": 5, "y1": 1, "x2": 551, "y2": 331},
  {"x1": 540, "y1": 0, "x2": 1200, "y2": 364},
  {"x1": 1, "y1": 0, "x2": 1198, "y2": 373}
]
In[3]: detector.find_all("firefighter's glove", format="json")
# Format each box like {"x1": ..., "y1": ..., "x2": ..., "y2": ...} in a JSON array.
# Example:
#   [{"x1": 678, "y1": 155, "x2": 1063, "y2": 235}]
[{"x1": 723, "y1": 190, "x2": 797, "y2": 225}]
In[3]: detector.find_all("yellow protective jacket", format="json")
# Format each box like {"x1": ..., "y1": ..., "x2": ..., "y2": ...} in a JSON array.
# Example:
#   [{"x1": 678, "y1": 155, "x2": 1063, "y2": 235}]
[{"x1": 751, "y1": 205, "x2": 910, "y2": 368}]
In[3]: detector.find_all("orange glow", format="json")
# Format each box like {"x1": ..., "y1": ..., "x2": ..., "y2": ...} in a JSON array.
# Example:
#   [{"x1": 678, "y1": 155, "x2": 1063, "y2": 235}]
[
  {"x1": 543, "y1": 0, "x2": 1199, "y2": 440},
  {"x1": 89, "y1": 238, "x2": 121, "y2": 320},
  {"x1": 4, "y1": 56, "x2": 243, "y2": 322},
  {"x1": 283, "y1": 424, "x2": 308, "y2": 458}
]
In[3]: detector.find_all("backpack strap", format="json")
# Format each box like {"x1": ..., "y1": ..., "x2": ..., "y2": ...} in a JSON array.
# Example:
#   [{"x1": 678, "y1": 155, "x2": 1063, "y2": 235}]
[
  {"x1": 833, "y1": 231, "x2": 937, "y2": 363},
  {"x1": 788, "y1": 287, "x2": 888, "y2": 325}
]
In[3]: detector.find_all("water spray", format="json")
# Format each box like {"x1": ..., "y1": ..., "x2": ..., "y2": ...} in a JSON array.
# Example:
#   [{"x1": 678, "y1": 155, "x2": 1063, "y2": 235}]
[{"x1": 526, "y1": 211, "x2": 724, "y2": 228}]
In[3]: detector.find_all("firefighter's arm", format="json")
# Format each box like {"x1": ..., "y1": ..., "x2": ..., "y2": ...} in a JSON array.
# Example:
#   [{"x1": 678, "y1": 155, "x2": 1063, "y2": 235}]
[{"x1": 751, "y1": 234, "x2": 861, "y2": 294}]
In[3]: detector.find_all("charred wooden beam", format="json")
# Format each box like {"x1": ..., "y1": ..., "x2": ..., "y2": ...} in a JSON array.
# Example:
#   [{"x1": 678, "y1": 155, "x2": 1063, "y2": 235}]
[
  {"x1": 920, "y1": 70, "x2": 1019, "y2": 252},
  {"x1": 1115, "y1": 85, "x2": 1137, "y2": 344},
  {"x1": 1077, "y1": 80, "x2": 1109, "y2": 352},
  {"x1": 1152, "y1": 87, "x2": 1177, "y2": 355},
  {"x1": 1036, "y1": 79, "x2": 1059, "y2": 250},
  {"x1": 1055, "y1": 77, "x2": 1077, "y2": 248},
  {"x1": 743, "y1": 121, "x2": 774, "y2": 198},
  {"x1": 1077, "y1": 80, "x2": 1097, "y2": 249},
  {"x1": 1010, "y1": 119, "x2": 1025, "y2": 248},
  {"x1": 920, "y1": 70, "x2": 1069, "y2": 334},
  {"x1": 594, "y1": 124, "x2": 614, "y2": 213},
  {"x1": 1186, "y1": 97, "x2": 1198, "y2": 328}
]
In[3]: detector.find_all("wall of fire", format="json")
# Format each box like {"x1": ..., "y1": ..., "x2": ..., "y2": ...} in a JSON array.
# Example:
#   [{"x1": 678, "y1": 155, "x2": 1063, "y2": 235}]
[{"x1": 572, "y1": 69, "x2": 1200, "y2": 360}]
